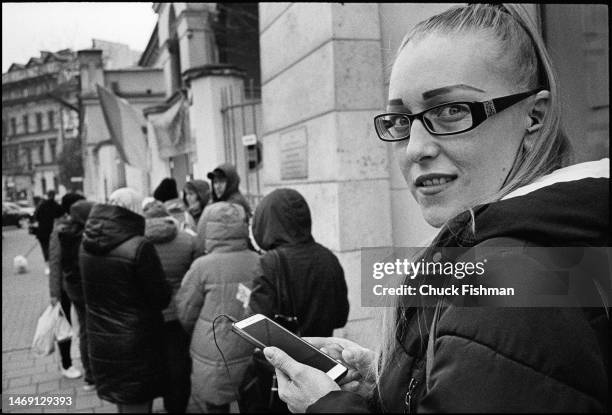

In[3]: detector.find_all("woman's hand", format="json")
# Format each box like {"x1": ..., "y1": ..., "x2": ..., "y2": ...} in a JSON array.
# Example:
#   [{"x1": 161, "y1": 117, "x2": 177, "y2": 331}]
[
  {"x1": 264, "y1": 346, "x2": 340, "y2": 413},
  {"x1": 304, "y1": 337, "x2": 377, "y2": 398}
]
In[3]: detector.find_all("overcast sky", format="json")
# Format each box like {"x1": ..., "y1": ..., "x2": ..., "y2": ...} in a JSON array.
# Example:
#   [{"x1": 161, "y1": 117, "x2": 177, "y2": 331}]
[{"x1": 2, "y1": 2, "x2": 157, "y2": 73}]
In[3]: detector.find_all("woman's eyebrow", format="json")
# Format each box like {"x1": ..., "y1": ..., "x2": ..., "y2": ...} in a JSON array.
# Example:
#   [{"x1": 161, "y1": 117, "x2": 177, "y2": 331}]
[{"x1": 422, "y1": 84, "x2": 485, "y2": 100}]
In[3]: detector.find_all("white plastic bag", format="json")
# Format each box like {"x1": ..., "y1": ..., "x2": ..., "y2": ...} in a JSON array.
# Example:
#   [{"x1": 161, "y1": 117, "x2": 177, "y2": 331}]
[
  {"x1": 55, "y1": 307, "x2": 73, "y2": 342},
  {"x1": 32, "y1": 304, "x2": 58, "y2": 357}
]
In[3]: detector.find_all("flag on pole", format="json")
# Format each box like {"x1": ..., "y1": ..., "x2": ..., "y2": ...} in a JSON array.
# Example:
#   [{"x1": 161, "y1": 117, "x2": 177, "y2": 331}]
[{"x1": 96, "y1": 84, "x2": 149, "y2": 170}]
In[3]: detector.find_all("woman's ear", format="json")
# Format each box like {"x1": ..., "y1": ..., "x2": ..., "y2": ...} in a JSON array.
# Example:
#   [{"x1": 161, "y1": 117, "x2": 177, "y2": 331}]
[
  {"x1": 526, "y1": 90, "x2": 550, "y2": 134},
  {"x1": 523, "y1": 90, "x2": 550, "y2": 151}
]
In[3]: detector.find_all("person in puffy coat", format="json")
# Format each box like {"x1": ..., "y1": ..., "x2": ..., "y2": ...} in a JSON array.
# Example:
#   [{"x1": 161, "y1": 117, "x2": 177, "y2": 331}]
[
  {"x1": 47, "y1": 193, "x2": 89, "y2": 381},
  {"x1": 80, "y1": 188, "x2": 171, "y2": 413},
  {"x1": 176, "y1": 202, "x2": 260, "y2": 413},
  {"x1": 142, "y1": 200, "x2": 196, "y2": 413}
]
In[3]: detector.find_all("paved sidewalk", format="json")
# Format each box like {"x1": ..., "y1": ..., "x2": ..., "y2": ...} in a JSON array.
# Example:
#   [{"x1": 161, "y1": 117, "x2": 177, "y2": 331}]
[{"x1": 2, "y1": 227, "x2": 167, "y2": 413}]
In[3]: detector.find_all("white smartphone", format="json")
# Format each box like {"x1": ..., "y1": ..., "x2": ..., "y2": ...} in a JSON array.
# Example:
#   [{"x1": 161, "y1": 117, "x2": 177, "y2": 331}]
[{"x1": 232, "y1": 314, "x2": 348, "y2": 382}]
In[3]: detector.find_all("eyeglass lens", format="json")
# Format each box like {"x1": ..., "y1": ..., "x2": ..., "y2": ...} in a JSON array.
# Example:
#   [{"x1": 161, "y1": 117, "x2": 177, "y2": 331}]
[{"x1": 377, "y1": 103, "x2": 474, "y2": 140}]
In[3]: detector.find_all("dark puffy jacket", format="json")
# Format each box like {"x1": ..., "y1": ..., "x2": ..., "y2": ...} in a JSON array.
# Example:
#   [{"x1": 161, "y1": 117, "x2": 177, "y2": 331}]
[
  {"x1": 248, "y1": 188, "x2": 349, "y2": 337},
  {"x1": 80, "y1": 204, "x2": 171, "y2": 404},
  {"x1": 309, "y1": 176, "x2": 609, "y2": 413},
  {"x1": 176, "y1": 202, "x2": 260, "y2": 406},
  {"x1": 34, "y1": 198, "x2": 63, "y2": 238},
  {"x1": 144, "y1": 216, "x2": 196, "y2": 322}
]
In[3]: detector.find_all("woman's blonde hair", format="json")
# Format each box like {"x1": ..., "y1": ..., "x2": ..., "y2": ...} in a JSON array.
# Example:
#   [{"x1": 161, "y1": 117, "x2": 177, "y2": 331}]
[{"x1": 374, "y1": 3, "x2": 572, "y2": 401}]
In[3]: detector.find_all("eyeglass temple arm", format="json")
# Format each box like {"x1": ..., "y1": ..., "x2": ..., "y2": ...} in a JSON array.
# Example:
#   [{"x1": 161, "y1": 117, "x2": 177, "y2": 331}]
[{"x1": 485, "y1": 88, "x2": 543, "y2": 117}]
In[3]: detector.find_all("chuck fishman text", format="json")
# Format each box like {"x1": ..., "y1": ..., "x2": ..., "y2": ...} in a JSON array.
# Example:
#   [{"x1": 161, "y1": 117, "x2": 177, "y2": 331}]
[{"x1": 373, "y1": 284, "x2": 515, "y2": 296}]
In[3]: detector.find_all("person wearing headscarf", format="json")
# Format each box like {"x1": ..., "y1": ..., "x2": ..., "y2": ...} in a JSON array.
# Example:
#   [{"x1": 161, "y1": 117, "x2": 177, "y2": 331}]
[
  {"x1": 142, "y1": 200, "x2": 196, "y2": 413},
  {"x1": 47, "y1": 192, "x2": 87, "y2": 381},
  {"x1": 182, "y1": 179, "x2": 210, "y2": 233},
  {"x1": 80, "y1": 187, "x2": 171, "y2": 413},
  {"x1": 176, "y1": 202, "x2": 261, "y2": 413}
]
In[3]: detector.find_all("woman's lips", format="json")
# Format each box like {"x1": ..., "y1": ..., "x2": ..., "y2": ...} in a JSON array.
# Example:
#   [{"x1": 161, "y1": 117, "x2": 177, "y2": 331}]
[{"x1": 414, "y1": 173, "x2": 457, "y2": 195}]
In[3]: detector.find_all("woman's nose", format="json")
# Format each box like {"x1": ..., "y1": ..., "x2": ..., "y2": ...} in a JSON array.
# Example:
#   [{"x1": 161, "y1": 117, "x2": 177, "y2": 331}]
[{"x1": 404, "y1": 119, "x2": 440, "y2": 163}]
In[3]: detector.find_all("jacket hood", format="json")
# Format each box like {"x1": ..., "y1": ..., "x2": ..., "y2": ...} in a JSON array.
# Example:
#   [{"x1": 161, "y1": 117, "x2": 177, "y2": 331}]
[
  {"x1": 82, "y1": 204, "x2": 145, "y2": 255},
  {"x1": 70, "y1": 200, "x2": 95, "y2": 225},
  {"x1": 252, "y1": 188, "x2": 314, "y2": 250},
  {"x1": 183, "y1": 180, "x2": 210, "y2": 207},
  {"x1": 438, "y1": 161, "x2": 610, "y2": 247},
  {"x1": 145, "y1": 216, "x2": 178, "y2": 244},
  {"x1": 201, "y1": 201, "x2": 248, "y2": 253},
  {"x1": 208, "y1": 163, "x2": 240, "y2": 202}
]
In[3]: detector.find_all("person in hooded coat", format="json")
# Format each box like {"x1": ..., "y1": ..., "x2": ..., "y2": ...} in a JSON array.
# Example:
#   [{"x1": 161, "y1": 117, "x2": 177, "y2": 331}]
[
  {"x1": 79, "y1": 188, "x2": 171, "y2": 413},
  {"x1": 47, "y1": 192, "x2": 88, "y2": 381},
  {"x1": 182, "y1": 179, "x2": 210, "y2": 233},
  {"x1": 142, "y1": 200, "x2": 196, "y2": 414},
  {"x1": 247, "y1": 188, "x2": 349, "y2": 337},
  {"x1": 206, "y1": 163, "x2": 251, "y2": 218},
  {"x1": 176, "y1": 202, "x2": 261, "y2": 413},
  {"x1": 57, "y1": 199, "x2": 95, "y2": 389}
]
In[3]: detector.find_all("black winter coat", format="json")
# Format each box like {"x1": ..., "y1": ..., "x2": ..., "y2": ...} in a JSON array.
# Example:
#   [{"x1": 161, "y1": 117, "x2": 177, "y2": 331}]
[
  {"x1": 34, "y1": 198, "x2": 63, "y2": 238},
  {"x1": 57, "y1": 216, "x2": 86, "y2": 303},
  {"x1": 309, "y1": 176, "x2": 609, "y2": 413},
  {"x1": 80, "y1": 204, "x2": 171, "y2": 404},
  {"x1": 248, "y1": 188, "x2": 349, "y2": 337}
]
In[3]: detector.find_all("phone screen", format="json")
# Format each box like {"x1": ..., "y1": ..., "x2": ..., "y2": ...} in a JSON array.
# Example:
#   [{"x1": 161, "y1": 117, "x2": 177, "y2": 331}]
[{"x1": 240, "y1": 318, "x2": 338, "y2": 373}]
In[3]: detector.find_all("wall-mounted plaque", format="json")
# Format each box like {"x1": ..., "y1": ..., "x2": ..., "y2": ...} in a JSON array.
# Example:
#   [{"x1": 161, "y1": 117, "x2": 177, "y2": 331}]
[{"x1": 280, "y1": 126, "x2": 308, "y2": 180}]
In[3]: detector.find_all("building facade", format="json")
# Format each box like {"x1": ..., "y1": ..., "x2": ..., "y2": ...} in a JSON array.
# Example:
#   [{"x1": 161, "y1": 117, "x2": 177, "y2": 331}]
[
  {"x1": 78, "y1": 50, "x2": 166, "y2": 202},
  {"x1": 2, "y1": 49, "x2": 79, "y2": 202},
  {"x1": 2, "y1": 40, "x2": 149, "y2": 203},
  {"x1": 140, "y1": 2, "x2": 262, "y2": 197}
]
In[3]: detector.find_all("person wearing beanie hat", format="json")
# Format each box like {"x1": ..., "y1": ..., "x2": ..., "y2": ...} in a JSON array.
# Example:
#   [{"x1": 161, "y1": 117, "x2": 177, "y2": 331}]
[
  {"x1": 80, "y1": 188, "x2": 171, "y2": 411},
  {"x1": 182, "y1": 179, "x2": 210, "y2": 233},
  {"x1": 153, "y1": 178, "x2": 179, "y2": 203},
  {"x1": 143, "y1": 198, "x2": 196, "y2": 413},
  {"x1": 47, "y1": 194, "x2": 91, "y2": 383}
]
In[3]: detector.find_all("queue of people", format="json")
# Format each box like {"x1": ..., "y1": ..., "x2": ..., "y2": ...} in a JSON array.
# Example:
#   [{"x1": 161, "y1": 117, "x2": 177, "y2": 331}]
[{"x1": 42, "y1": 163, "x2": 350, "y2": 413}]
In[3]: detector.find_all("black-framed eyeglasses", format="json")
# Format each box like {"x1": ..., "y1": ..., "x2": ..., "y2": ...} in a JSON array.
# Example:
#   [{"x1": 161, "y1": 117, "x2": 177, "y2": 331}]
[{"x1": 374, "y1": 88, "x2": 542, "y2": 142}]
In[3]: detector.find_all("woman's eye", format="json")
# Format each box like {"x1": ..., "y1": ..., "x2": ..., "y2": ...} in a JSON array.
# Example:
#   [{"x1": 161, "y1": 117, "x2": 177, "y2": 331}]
[
  {"x1": 394, "y1": 116, "x2": 410, "y2": 127},
  {"x1": 432, "y1": 104, "x2": 470, "y2": 120}
]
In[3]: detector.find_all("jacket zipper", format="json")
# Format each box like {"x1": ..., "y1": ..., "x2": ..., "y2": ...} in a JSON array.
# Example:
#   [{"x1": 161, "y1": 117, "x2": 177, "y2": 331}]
[{"x1": 404, "y1": 377, "x2": 419, "y2": 414}]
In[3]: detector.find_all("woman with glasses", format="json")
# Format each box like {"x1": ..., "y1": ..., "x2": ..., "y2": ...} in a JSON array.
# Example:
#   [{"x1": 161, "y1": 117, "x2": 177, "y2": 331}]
[{"x1": 262, "y1": 4, "x2": 609, "y2": 413}]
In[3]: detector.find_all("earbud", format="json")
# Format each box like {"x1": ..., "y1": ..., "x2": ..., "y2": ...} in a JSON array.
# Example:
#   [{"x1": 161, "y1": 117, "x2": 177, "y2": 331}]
[{"x1": 526, "y1": 116, "x2": 541, "y2": 133}]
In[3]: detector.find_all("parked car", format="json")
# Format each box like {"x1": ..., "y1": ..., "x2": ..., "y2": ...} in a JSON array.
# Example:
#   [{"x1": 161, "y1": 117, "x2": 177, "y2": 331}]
[
  {"x1": 15, "y1": 200, "x2": 35, "y2": 217},
  {"x1": 2, "y1": 202, "x2": 31, "y2": 228}
]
